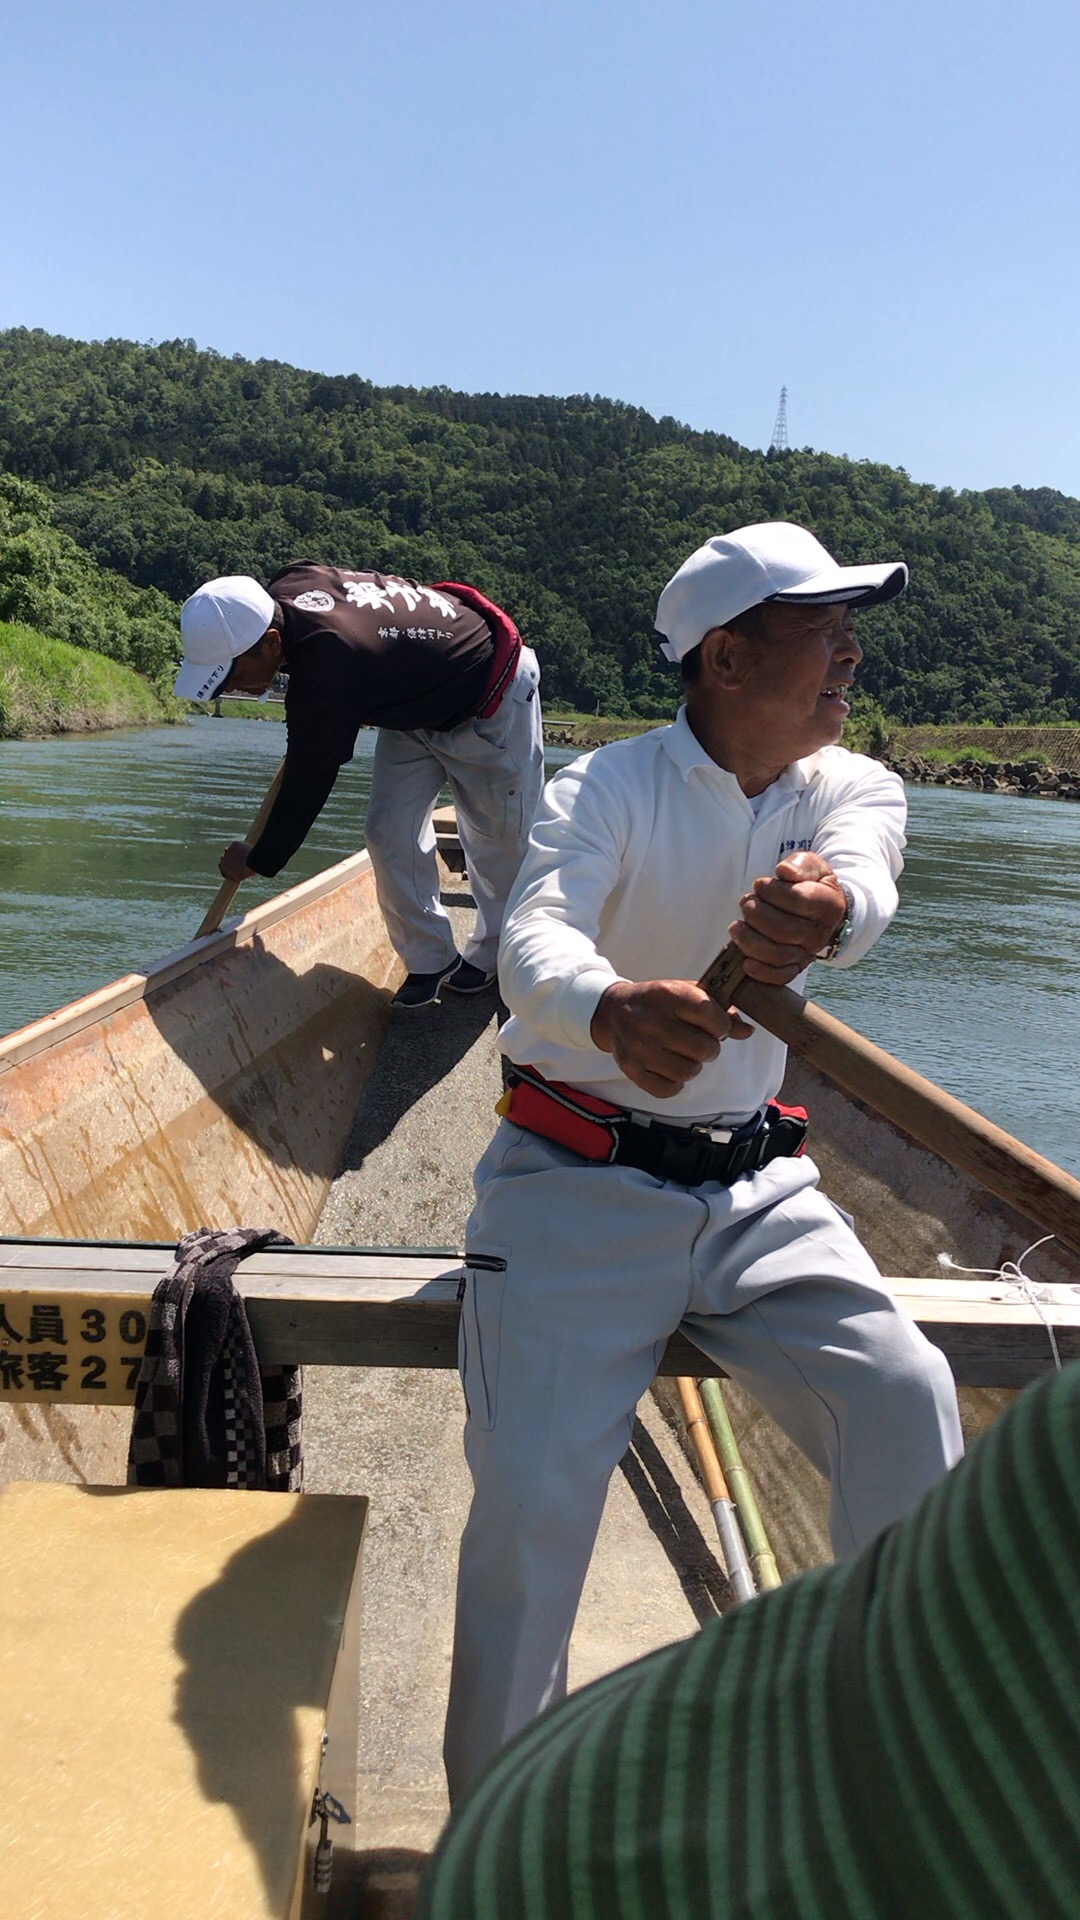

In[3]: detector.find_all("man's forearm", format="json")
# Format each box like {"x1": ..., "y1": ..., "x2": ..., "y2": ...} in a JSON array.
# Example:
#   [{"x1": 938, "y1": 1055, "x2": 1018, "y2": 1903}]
[{"x1": 247, "y1": 763, "x2": 340, "y2": 876}]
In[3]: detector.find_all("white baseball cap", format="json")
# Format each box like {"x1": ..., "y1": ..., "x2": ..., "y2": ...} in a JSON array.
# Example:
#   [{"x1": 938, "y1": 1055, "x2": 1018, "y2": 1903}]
[
  {"x1": 174, "y1": 575, "x2": 276, "y2": 700},
  {"x1": 655, "y1": 522, "x2": 908, "y2": 663}
]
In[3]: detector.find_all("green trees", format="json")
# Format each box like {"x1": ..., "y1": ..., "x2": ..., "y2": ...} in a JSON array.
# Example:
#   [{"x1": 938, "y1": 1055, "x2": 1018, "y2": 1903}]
[
  {"x1": 0, "y1": 473, "x2": 179, "y2": 695},
  {"x1": 1, "y1": 326, "x2": 1078, "y2": 723}
]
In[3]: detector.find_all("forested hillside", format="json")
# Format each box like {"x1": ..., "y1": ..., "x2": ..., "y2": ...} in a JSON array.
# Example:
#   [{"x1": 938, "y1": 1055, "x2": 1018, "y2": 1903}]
[
  {"x1": 0, "y1": 471, "x2": 179, "y2": 696},
  {"x1": 2, "y1": 326, "x2": 1079, "y2": 722}
]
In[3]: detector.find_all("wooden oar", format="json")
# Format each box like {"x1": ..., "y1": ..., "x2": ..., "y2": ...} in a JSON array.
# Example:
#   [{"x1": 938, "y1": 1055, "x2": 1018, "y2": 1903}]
[
  {"x1": 700, "y1": 941, "x2": 1080, "y2": 1259},
  {"x1": 676, "y1": 1376, "x2": 756, "y2": 1603},
  {"x1": 195, "y1": 760, "x2": 286, "y2": 939}
]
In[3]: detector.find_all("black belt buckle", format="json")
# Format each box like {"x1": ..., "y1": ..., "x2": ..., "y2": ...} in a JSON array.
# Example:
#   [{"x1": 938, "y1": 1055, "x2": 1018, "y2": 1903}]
[
  {"x1": 616, "y1": 1113, "x2": 769, "y2": 1186},
  {"x1": 718, "y1": 1121, "x2": 760, "y2": 1182},
  {"x1": 653, "y1": 1126, "x2": 720, "y2": 1186},
  {"x1": 654, "y1": 1120, "x2": 761, "y2": 1186}
]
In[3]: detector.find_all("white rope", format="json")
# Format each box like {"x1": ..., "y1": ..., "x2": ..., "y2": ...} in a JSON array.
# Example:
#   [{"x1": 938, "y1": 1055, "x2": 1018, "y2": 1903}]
[{"x1": 937, "y1": 1236, "x2": 1063, "y2": 1372}]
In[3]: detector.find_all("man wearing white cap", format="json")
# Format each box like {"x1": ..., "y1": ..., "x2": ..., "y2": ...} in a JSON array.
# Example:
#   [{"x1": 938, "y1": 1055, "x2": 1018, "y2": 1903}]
[
  {"x1": 443, "y1": 521, "x2": 963, "y2": 1798},
  {"x1": 175, "y1": 563, "x2": 543, "y2": 1007}
]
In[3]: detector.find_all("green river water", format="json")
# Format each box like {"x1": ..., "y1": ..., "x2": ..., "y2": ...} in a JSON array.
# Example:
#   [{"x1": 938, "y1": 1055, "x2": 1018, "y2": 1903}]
[{"x1": 1, "y1": 716, "x2": 1077, "y2": 1177}]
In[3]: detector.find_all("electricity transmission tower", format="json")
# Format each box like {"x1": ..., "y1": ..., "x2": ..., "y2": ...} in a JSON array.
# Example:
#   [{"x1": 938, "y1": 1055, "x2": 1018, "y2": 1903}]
[{"x1": 770, "y1": 385, "x2": 789, "y2": 451}]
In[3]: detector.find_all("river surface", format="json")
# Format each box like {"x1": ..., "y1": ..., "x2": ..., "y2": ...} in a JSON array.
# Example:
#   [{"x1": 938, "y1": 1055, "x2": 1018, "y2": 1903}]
[{"x1": 1, "y1": 718, "x2": 1078, "y2": 1175}]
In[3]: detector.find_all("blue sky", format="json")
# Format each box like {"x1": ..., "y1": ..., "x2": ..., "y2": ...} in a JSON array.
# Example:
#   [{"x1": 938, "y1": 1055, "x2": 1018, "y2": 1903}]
[{"x1": 3, "y1": 0, "x2": 1078, "y2": 494}]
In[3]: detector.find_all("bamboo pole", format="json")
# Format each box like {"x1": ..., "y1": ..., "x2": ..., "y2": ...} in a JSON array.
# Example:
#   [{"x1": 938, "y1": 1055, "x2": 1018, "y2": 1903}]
[
  {"x1": 701, "y1": 941, "x2": 1080, "y2": 1258},
  {"x1": 675, "y1": 1376, "x2": 756, "y2": 1604},
  {"x1": 195, "y1": 760, "x2": 286, "y2": 939},
  {"x1": 697, "y1": 1377, "x2": 782, "y2": 1592}
]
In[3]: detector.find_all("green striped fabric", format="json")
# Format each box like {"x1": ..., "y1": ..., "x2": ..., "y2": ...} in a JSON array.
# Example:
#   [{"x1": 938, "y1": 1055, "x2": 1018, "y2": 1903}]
[{"x1": 419, "y1": 1363, "x2": 1080, "y2": 1918}]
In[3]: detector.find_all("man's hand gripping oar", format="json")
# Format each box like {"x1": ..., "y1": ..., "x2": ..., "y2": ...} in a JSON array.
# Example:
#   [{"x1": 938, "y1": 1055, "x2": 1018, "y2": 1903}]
[
  {"x1": 195, "y1": 759, "x2": 286, "y2": 939},
  {"x1": 699, "y1": 849, "x2": 849, "y2": 1014},
  {"x1": 590, "y1": 852, "x2": 848, "y2": 1096},
  {"x1": 702, "y1": 858, "x2": 1080, "y2": 1258}
]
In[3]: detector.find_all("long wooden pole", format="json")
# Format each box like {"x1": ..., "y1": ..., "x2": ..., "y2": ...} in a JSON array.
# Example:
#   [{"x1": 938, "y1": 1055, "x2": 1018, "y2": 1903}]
[
  {"x1": 675, "y1": 1376, "x2": 756, "y2": 1604},
  {"x1": 700, "y1": 942, "x2": 1080, "y2": 1258},
  {"x1": 195, "y1": 760, "x2": 286, "y2": 939}
]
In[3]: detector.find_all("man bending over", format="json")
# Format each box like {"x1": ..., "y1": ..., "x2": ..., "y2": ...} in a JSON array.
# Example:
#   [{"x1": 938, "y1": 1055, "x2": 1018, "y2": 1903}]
[{"x1": 174, "y1": 563, "x2": 542, "y2": 1007}]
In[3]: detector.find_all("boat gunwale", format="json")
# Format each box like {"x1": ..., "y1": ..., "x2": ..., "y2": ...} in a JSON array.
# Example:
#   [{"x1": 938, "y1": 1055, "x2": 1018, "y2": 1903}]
[{"x1": 0, "y1": 849, "x2": 379, "y2": 1075}]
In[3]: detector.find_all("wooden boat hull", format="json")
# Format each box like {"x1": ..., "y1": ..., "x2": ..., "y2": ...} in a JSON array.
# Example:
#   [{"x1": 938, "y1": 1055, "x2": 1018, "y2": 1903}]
[
  {"x1": 3, "y1": 844, "x2": 1078, "y2": 1576},
  {"x1": 0, "y1": 852, "x2": 401, "y2": 1245},
  {"x1": 657, "y1": 1052, "x2": 1078, "y2": 1575},
  {"x1": 0, "y1": 852, "x2": 401, "y2": 1485}
]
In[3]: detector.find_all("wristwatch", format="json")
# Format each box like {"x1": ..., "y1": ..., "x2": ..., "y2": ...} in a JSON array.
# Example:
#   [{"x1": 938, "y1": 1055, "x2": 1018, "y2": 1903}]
[{"x1": 816, "y1": 881, "x2": 854, "y2": 962}]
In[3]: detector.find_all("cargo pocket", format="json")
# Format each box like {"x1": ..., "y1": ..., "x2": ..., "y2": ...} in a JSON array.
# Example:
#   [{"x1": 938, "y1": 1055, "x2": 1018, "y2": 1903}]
[{"x1": 458, "y1": 1248, "x2": 508, "y2": 1431}]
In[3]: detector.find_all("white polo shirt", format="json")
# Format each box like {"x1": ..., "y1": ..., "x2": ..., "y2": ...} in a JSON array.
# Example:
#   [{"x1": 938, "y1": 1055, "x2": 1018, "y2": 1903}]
[{"x1": 497, "y1": 709, "x2": 906, "y2": 1121}]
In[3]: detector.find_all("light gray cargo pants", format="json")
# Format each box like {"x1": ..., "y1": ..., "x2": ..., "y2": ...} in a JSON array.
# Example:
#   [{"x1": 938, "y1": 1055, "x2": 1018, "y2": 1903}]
[
  {"x1": 364, "y1": 648, "x2": 543, "y2": 975},
  {"x1": 443, "y1": 1122, "x2": 964, "y2": 1799}
]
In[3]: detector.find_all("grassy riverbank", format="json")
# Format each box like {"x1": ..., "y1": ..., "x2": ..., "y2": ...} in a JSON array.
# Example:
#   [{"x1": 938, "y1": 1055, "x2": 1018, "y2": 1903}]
[
  {"x1": 0, "y1": 621, "x2": 173, "y2": 739},
  {"x1": 542, "y1": 709, "x2": 665, "y2": 748},
  {"x1": 890, "y1": 723, "x2": 1080, "y2": 772},
  {"x1": 543, "y1": 710, "x2": 1080, "y2": 775},
  {"x1": 4, "y1": 596, "x2": 1074, "y2": 798},
  {"x1": 186, "y1": 701, "x2": 657, "y2": 740},
  {"x1": 187, "y1": 694, "x2": 286, "y2": 722}
]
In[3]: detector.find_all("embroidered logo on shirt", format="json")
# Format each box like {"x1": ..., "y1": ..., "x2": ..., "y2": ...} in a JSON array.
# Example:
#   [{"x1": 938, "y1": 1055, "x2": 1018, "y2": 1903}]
[
  {"x1": 292, "y1": 590, "x2": 336, "y2": 612},
  {"x1": 341, "y1": 577, "x2": 459, "y2": 620}
]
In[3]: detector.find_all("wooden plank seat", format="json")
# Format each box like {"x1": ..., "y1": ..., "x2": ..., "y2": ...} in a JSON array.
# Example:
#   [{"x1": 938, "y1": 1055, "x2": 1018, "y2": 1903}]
[
  {"x1": 2, "y1": 1239, "x2": 1078, "y2": 1397},
  {"x1": 0, "y1": 1479, "x2": 366, "y2": 1920}
]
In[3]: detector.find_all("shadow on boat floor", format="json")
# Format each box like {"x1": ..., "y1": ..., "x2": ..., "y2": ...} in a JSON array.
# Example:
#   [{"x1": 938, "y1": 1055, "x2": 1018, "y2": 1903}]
[{"x1": 335, "y1": 984, "x2": 504, "y2": 1179}]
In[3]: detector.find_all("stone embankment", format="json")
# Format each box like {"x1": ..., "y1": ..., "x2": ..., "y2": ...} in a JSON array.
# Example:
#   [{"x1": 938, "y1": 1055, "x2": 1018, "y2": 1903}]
[
  {"x1": 545, "y1": 726, "x2": 599, "y2": 749},
  {"x1": 885, "y1": 754, "x2": 1080, "y2": 801},
  {"x1": 544, "y1": 721, "x2": 657, "y2": 751}
]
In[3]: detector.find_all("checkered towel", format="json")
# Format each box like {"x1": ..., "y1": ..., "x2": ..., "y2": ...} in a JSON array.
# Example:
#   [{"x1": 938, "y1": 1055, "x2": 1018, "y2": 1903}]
[{"x1": 126, "y1": 1226, "x2": 303, "y2": 1491}]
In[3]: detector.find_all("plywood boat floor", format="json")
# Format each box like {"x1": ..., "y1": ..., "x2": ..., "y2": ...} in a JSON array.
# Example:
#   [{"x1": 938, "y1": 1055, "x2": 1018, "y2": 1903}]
[{"x1": 0, "y1": 1482, "x2": 366, "y2": 1920}]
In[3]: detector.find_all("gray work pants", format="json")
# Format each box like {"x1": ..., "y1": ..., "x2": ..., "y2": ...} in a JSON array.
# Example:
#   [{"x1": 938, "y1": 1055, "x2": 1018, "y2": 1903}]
[
  {"x1": 443, "y1": 1123, "x2": 964, "y2": 1799},
  {"x1": 364, "y1": 648, "x2": 543, "y2": 974}
]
